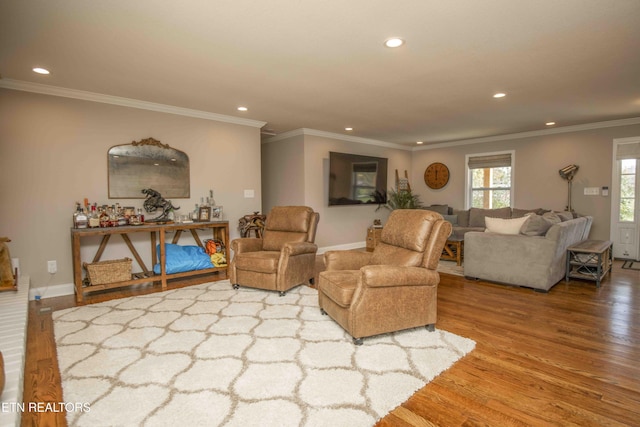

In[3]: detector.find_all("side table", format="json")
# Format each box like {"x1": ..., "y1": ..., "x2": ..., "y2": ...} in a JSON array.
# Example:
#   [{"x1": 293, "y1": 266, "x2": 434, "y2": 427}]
[
  {"x1": 366, "y1": 227, "x2": 383, "y2": 252},
  {"x1": 565, "y1": 239, "x2": 613, "y2": 288},
  {"x1": 441, "y1": 238, "x2": 464, "y2": 266}
]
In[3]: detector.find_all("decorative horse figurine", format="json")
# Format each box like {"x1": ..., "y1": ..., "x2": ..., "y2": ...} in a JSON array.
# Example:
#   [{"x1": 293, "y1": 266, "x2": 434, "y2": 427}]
[{"x1": 141, "y1": 188, "x2": 180, "y2": 222}]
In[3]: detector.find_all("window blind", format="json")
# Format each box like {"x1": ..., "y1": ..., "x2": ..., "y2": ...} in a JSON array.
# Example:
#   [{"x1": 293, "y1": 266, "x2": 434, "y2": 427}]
[
  {"x1": 468, "y1": 153, "x2": 512, "y2": 169},
  {"x1": 616, "y1": 142, "x2": 640, "y2": 160}
]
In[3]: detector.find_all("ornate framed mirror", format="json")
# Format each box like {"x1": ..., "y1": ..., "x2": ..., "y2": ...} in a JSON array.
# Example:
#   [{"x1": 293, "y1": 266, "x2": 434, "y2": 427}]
[{"x1": 108, "y1": 138, "x2": 190, "y2": 199}]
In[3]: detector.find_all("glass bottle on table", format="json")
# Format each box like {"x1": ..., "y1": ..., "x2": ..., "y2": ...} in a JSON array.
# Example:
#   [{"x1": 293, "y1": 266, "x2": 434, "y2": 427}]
[{"x1": 75, "y1": 206, "x2": 88, "y2": 229}]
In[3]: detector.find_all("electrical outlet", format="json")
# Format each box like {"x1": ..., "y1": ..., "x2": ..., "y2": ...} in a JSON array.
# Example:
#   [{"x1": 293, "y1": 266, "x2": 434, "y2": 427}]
[{"x1": 47, "y1": 260, "x2": 57, "y2": 274}]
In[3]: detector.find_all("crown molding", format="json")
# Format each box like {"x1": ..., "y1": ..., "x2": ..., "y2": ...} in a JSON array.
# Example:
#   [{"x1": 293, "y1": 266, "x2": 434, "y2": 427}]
[
  {"x1": 0, "y1": 79, "x2": 267, "y2": 128},
  {"x1": 413, "y1": 117, "x2": 640, "y2": 151},
  {"x1": 263, "y1": 128, "x2": 412, "y2": 151}
]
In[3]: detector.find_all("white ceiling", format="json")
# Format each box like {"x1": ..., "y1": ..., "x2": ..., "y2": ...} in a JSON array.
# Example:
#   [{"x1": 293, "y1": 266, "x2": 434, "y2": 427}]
[{"x1": 2, "y1": 0, "x2": 640, "y2": 146}]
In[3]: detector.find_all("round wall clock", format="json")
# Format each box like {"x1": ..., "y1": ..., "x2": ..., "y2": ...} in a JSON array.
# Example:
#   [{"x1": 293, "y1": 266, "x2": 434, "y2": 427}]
[{"x1": 424, "y1": 162, "x2": 450, "y2": 189}]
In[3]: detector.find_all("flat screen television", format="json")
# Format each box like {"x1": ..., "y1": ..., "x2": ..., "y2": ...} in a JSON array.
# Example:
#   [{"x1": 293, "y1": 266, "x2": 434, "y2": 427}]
[{"x1": 328, "y1": 152, "x2": 388, "y2": 206}]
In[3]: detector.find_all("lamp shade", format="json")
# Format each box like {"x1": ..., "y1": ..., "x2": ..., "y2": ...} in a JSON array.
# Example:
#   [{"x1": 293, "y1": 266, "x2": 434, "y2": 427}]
[{"x1": 559, "y1": 164, "x2": 579, "y2": 180}]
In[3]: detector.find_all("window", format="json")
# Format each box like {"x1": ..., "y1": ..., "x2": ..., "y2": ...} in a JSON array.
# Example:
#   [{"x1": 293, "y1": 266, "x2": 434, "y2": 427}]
[
  {"x1": 620, "y1": 158, "x2": 636, "y2": 222},
  {"x1": 466, "y1": 151, "x2": 514, "y2": 209},
  {"x1": 351, "y1": 162, "x2": 378, "y2": 203}
]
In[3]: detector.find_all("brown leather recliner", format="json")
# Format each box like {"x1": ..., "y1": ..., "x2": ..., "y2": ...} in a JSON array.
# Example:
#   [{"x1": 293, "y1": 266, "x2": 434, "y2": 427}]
[
  {"x1": 230, "y1": 206, "x2": 320, "y2": 296},
  {"x1": 318, "y1": 209, "x2": 451, "y2": 344}
]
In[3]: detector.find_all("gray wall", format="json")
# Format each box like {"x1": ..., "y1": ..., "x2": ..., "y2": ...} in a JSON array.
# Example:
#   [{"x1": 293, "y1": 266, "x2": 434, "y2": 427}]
[{"x1": 0, "y1": 89, "x2": 263, "y2": 289}]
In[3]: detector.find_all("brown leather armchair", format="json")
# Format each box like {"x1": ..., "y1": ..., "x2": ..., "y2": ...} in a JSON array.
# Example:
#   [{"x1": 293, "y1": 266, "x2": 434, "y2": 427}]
[
  {"x1": 318, "y1": 209, "x2": 451, "y2": 344},
  {"x1": 230, "y1": 206, "x2": 320, "y2": 296}
]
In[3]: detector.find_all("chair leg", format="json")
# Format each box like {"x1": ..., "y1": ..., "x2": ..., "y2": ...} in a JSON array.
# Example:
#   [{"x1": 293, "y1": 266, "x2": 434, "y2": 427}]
[
  {"x1": 232, "y1": 284, "x2": 240, "y2": 290},
  {"x1": 425, "y1": 324, "x2": 435, "y2": 332},
  {"x1": 279, "y1": 291, "x2": 286, "y2": 297},
  {"x1": 353, "y1": 337, "x2": 363, "y2": 345},
  {"x1": 309, "y1": 277, "x2": 315, "y2": 285}
]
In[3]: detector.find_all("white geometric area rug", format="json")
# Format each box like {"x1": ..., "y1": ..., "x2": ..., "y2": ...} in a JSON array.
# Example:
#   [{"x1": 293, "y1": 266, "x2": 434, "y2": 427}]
[{"x1": 53, "y1": 280, "x2": 475, "y2": 427}]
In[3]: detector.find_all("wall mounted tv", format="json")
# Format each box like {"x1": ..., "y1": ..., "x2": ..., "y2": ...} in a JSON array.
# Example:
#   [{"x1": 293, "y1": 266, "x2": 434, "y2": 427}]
[{"x1": 328, "y1": 151, "x2": 388, "y2": 206}]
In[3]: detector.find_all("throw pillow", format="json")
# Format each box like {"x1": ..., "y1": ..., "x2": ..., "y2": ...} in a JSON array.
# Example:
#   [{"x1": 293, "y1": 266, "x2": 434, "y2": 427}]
[
  {"x1": 484, "y1": 216, "x2": 530, "y2": 235},
  {"x1": 542, "y1": 212, "x2": 562, "y2": 224},
  {"x1": 556, "y1": 211, "x2": 575, "y2": 221},
  {"x1": 521, "y1": 214, "x2": 553, "y2": 236}
]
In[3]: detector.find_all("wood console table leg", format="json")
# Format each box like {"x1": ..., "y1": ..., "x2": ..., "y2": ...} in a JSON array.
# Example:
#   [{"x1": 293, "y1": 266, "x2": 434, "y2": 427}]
[
  {"x1": 160, "y1": 228, "x2": 167, "y2": 291},
  {"x1": 120, "y1": 234, "x2": 150, "y2": 275},
  {"x1": 71, "y1": 233, "x2": 83, "y2": 303},
  {"x1": 92, "y1": 235, "x2": 111, "y2": 262}
]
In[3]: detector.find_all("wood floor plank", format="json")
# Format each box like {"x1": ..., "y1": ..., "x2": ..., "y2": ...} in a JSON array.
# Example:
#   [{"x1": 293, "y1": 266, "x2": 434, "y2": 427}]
[{"x1": 21, "y1": 262, "x2": 640, "y2": 426}]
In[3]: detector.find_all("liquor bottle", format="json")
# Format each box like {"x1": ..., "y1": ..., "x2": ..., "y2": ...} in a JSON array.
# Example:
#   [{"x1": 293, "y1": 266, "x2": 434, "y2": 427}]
[
  {"x1": 75, "y1": 206, "x2": 89, "y2": 229},
  {"x1": 137, "y1": 208, "x2": 145, "y2": 223},
  {"x1": 73, "y1": 202, "x2": 81, "y2": 228},
  {"x1": 100, "y1": 207, "x2": 110, "y2": 228},
  {"x1": 89, "y1": 204, "x2": 100, "y2": 228}
]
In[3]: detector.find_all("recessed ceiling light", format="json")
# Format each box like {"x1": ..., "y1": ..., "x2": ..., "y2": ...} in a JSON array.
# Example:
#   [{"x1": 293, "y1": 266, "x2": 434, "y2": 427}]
[
  {"x1": 237, "y1": 106, "x2": 248, "y2": 112},
  {"x1": 493, "y1": 93, "x2": 506, "y2": 98},
  {"x1": 546, "y1": 121, "x2": 556, "y2": 126},
  {"x1": 416, "y1": 141, "x2": 424, "y2": 145},
  {"x1": 32, "y1": 67, "x2": 50, "y2": 75},
  {"x1": 384, "y1": 38, "x2": 405, "y2": 48},
  {"x1": 345, "y1": 127, "x2": 353, "y2": 131}
]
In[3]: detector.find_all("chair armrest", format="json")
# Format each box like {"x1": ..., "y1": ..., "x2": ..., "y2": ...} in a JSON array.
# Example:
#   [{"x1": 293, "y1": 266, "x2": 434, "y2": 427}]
[
  {"x1": 231, "y1": 237, "x2": 263, "y2": 254},
  {"x1": 283, "y1": 241, "x2": 318, "y2": 256},
  {"x1": 361, "y1": 265, "x2": 439, "y2": 288},
  {"x1": 324, "y1": 250, "x2": 373, "y2": 271}
]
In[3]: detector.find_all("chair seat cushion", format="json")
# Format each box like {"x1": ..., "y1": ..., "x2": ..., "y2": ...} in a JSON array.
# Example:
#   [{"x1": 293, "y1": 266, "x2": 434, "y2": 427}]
[
  {"x1": 319, "y1": 270, "x2": 359, "y2": 307},
  {"x1": 234, "y1": 251, "x2": 281, "y2": 273}
]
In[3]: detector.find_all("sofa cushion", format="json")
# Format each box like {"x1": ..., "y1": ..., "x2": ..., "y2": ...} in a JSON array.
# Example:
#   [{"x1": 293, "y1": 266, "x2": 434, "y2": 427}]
[
  {"x1": 233, "y1": 251, "x2": 281, "y2": 273},
  {"x1": 450, "y1": 226, "x2": 485, "y2": 240},
  {"x1": 453, "y1": 209, "x2": 470, "y2": 227},
  {"x1": 442, "y1": 214, "x2": 458, "y2": 225},
  {"x1": 484, "y1": 216, "x2": 530, "y2": 235},
  {"x1": 423, "y1": 204, "x2": 449, "y2": 215},
  {"x1": 469, "y1": 207, "x2": 512, "y2": 227},
  {"x1": 512, "y1": 208, "x2": 546, "y2": 218},
  {"x1": 319, "y1": 270, "x2": 359, "y2": 307}
]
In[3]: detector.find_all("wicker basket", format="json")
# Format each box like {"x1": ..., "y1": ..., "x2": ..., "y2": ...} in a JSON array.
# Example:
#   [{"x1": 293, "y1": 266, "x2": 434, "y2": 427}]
[{"x1": 83, "y1": 258, "x2": 132, "y2": 285}]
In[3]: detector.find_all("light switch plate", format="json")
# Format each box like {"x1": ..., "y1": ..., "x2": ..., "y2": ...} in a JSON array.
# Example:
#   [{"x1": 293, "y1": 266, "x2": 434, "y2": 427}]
[
  {"x1": 583, "y1": 187, "x2": 599, "y2": 196},
  {"x1": 244, "y1": 189, "x2": 255, "y2": 198}
]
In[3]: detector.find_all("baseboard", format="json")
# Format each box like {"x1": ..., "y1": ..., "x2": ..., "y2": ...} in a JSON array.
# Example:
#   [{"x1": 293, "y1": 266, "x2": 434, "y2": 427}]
[
  {"x1": 29, "y1": 282, "x2": 75, "y2": 300},
  {"x1": 318, "y1": 241, "x2": 366, "y2": 254}
]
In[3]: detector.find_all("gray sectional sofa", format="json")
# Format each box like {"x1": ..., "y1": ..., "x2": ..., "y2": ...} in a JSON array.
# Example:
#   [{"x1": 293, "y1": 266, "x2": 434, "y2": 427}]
[{"x1": 422, "y1": 205, "x2": 593, "y2": 292}]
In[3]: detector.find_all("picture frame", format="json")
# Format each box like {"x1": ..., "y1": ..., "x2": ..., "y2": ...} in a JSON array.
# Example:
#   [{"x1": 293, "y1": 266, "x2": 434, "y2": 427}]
[
  {"x1": 198, "y1": 206, "x2": 211, "y2": 222},
  {"x1": 211, "y1": 206, "x2": 223, "y2": 220}
]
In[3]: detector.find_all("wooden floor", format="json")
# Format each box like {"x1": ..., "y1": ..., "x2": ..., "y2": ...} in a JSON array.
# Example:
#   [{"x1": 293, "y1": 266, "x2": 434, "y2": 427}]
[{"x1": 21, "y1": 263, "x2": 639, "y2": 426}]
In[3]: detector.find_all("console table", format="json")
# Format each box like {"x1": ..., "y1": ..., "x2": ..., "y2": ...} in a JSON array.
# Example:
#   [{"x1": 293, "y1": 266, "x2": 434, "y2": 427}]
[{"x1": 71, "y1": 221, "x2": 229, "y2": 303}]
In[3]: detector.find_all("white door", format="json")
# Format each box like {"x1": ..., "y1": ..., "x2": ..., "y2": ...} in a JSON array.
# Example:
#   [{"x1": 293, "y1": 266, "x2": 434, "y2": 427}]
[{"x1": 611, "y1": 138, "x2": 640, "y2": 260}]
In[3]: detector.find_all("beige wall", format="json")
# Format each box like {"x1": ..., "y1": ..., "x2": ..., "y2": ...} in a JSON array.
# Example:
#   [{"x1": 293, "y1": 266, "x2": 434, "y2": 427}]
[
  {"x1": 261, "y1": 134, "x2": 305, "y2": 211},
  {"x1": 0, "y1": 89, "x2": 263, "y2": 289},
  {"x1": 262, "y1": 132, "x2": 413, "y2": 248},
  {"x1": 410, "y1": 124, "x2": 640, "y2": 240}
]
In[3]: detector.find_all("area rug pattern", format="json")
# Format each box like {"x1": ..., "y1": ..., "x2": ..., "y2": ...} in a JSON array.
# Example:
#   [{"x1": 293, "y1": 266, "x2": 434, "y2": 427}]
[{"x1": 53, "y1": 280, "x2": 475, "y2": 427}]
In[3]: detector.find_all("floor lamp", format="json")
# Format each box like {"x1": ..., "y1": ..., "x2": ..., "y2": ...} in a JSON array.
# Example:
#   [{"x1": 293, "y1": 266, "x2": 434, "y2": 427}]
[{"x1": 559, "y1": 164, "x2": 579, "y2": 212}]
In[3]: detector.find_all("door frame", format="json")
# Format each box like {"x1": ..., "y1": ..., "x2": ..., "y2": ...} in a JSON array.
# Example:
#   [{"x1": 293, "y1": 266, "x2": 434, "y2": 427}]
[{"x1": 610, "y1": 136, "x2": 640, "y2": 260}]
